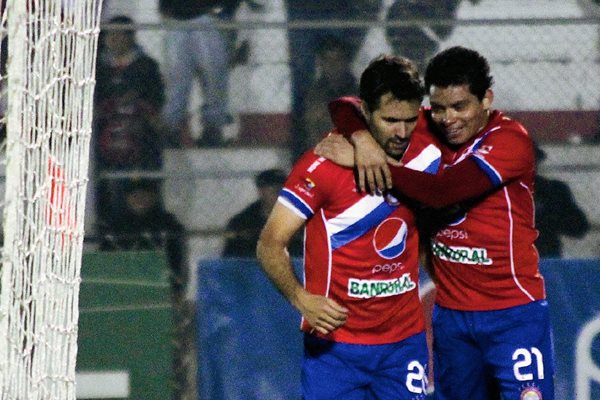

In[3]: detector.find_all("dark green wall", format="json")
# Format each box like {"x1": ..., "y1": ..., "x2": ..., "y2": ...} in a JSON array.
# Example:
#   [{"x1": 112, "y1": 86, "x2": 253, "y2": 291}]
[{"x1": 77, "y1": 250, "x2": 174, "y2": 400}]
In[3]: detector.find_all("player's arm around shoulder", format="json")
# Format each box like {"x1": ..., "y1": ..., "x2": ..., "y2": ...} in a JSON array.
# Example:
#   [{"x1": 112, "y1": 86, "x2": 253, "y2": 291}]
[
  {"x1": 325, "y1": 96, "x2": 392, "y2": 192},
  {"x1": 256, "y1": 201, "x2": 348, "y2": 335}
]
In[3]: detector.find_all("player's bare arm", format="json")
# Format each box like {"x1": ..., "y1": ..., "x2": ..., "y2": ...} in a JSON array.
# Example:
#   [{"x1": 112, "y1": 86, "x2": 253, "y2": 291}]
[
  {"x1": 257, "y1": 202, "x2": 348, "y2": 334},
  {"x1": 350, "y1": 130, "x2": 392, "y2": 193},
  {"x1": 315, "y1": 132, "x2": 401, "y2": 194},
  {"x1": 314, "y1": 133, "x2": 355, "y2": 167},
  {"x1": 328, "y1": 97, "x2": 393, "y2": 193}
]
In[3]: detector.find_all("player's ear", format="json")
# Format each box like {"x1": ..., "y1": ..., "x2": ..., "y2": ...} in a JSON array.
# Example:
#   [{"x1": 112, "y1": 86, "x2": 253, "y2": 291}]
[{"x1": 482, "y1": 89, "x2": 494, "y2": 110}]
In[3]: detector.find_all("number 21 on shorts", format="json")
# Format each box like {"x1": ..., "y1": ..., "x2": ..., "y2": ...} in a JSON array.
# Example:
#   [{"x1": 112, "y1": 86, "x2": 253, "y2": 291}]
[{"x1": 513, "y1": 347, "x2": 545, "y2": 381}]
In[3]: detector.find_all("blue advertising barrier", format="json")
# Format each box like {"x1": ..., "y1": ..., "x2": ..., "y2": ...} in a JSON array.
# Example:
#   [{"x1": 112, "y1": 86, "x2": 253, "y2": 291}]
[
  {"x1": 197, "y1": 258, "x2": 600, "y2": 400},
  {"x1": 196, "y1": 258, "x2": 304, "y2": 400},
  {"x1": 541, "y1": 259, "x2": 600, "y2": 399}
]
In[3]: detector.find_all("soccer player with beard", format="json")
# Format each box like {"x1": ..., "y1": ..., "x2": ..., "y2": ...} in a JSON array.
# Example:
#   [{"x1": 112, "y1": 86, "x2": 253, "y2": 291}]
[
  {"x1": 318, "y1": 46, "x2": 555, "y2": 400},
  {"x1": 256, "y1": 55, "x2": 440, "y2": 400}
]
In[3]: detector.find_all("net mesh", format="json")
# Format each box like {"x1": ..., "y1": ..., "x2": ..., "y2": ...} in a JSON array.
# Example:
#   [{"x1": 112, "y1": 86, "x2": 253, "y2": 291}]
[{"x1": 0, "y1": 0, "x2": 102, "y2": 398}]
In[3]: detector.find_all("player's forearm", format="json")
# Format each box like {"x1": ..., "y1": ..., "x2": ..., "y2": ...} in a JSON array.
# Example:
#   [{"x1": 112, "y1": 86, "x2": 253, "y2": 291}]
[
  {"x1": 390, "y1": 158, "x2": 495, "y2": 208},
  {"x1": 256, "y1": 239, "x2": 304, "y2": 309}
]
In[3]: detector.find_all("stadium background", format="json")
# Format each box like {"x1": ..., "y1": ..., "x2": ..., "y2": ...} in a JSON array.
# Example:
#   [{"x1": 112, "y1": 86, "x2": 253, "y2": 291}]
[{"x1": 73, "y1": 0, "x2": 600, "y2": 399}]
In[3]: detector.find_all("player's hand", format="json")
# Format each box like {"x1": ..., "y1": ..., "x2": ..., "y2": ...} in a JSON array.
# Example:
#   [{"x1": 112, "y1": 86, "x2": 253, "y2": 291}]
[
  {"x1": 295, "y1": 290, "x2": 348, "y2": 335},
  {"x1": 387, "y1": 157, "x2": 403, "y2": 167},
  {"x1": 350, "y1": 130, "x2": 392, "y2": 193},
  {"x1": 314, "y1": 133, "x2": 355, "y2": 167}
]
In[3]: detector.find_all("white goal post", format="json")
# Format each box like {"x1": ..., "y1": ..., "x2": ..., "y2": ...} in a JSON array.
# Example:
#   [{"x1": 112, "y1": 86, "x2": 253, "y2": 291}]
[{"x1": 0, "y1": 0, "x2": 103, "y2": 398}]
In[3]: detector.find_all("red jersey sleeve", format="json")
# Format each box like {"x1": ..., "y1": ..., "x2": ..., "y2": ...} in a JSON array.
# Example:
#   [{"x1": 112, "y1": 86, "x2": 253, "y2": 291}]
[
  {"x1": 279, "y1": 153, "x2": 339, "y2": 220},
  {"x1": 327, "y1": 96, "x2": 367, "y2": 138},
  {"x1": 469, "y1": 125, "x2": 534, "y2": 187},
  {"x1": 389, "y1": 159, "x2": 493, "y2": 208},
  {"x1": 389, "y1": 119, "x2": 534, "y2": 209}
]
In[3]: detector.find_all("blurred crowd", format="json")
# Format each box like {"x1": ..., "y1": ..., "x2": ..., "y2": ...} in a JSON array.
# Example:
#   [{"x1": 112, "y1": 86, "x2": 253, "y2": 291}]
[
  {"x1": 93, "y1": 0, "x2": 598, "y2": 263},
  {"x1": 93, "y1": 0, "x2": 470, "y2": 236}
]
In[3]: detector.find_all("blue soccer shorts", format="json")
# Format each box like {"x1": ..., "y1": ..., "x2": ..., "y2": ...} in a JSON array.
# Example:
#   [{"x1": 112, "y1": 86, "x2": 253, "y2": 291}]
[
  {"x1": 301, "y1": 332, "x2": 429, "y2": 400},
  {"x1": 431, "y1": 300, "x2": 555, "y2": 400}
]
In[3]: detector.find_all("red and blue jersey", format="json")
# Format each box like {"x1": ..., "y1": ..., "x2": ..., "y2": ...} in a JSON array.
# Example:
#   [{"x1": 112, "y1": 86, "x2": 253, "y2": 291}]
[
  {"x1": 326, "y1": 96, "x2": 547, "y2": 312},
  {"x1": 430, "y1": 110, "x2": 546, "y2": 311},
  {"x1": 279, "y1": 141, "x2": 440, "y2": 345}
]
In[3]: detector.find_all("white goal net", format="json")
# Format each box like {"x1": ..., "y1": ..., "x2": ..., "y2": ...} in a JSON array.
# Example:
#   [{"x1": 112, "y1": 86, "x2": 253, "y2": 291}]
[{"x1": 0, "y1": 0, "x2": 103, "y2": 398}]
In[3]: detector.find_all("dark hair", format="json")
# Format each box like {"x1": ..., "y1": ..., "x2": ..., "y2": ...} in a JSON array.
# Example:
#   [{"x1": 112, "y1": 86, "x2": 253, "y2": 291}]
[
  {"x1": 109, "y1": 15, "x2": 134, "y2": 25},
  {"x1": 125, "y1": 178, "x2": 161, "y2": 194},
  {"x1": 359, "y1": 55, "x2": 424, "y2": 112},
  {"x1": 108, "y1": 15, "x2": 135, "y2": 36},
  {"x1": 255, "y1": 168, "x2": 286, "y2": 188},
  {"x1": 424, "y1": 46, "x2": 493, "y2": 100}
]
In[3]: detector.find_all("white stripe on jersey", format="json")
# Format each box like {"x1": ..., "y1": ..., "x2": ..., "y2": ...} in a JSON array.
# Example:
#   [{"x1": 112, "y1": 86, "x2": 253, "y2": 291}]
[
  {"x1": 453, "y1": 127, "x2": 499, "y2": 165},
  {"x1": 278, "y1": 196, "x2": 310, "y2": 220},
  {"x1": 404, "y1": 144, "x2": 441, "y2": 173},
  {"x1": 504, "y1": 186, "x2": 536, "y2": 301},
  {"x1": 325, "y1": 194, "x2": 387, "y2": 235}
]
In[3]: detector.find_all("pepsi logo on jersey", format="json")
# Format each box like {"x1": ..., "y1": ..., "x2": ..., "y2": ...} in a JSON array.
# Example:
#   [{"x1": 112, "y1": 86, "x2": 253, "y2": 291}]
[
  {"x1": 371, "y1": 262, "x2": 405, "y2": 275},
  {"x1": 436, "y1": 228, "x2": 469, "y2": 240},
  {"x1": 447, "y1": 212, "x2": 467, "y2": 226},
  {"x1": 372, "y1": 218, "x2": 408, "y2": 259}
]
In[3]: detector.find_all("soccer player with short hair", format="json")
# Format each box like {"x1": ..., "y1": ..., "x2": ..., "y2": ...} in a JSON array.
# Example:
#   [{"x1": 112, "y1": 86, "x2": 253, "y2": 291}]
[
  {"x1": 319, "y1": 46, "x2": 555, "y2": 400},
  {"x1": 256, "y1": 55, "x2": 439, "y2": 400}
]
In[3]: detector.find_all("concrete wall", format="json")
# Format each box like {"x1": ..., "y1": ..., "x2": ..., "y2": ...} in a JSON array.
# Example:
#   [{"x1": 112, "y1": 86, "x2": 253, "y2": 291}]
[{"x1": 538, "y1": 143, "x2": 600, "y2": 258}]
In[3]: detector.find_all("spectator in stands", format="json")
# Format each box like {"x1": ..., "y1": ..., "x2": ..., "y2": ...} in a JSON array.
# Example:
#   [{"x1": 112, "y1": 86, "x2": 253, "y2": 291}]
[
  {"x1": 300, "y1": 35, "x2": 359, "y2": 154},
  {"x1": 534, "y1": 143, "x2": 590, "y2": 257},
  {"x1": 97, "y1": 177, "x2": 190, "y2": 397},
  {"x1": 98, "y1": 178, "x2": 186, "y2": 286},
  {"x1": 286, "y1": 0, "x2": 382, "y2": 160},
  {"x1": 385, "y1": 0, "x2": 483, "y2": 72},
  {"x1": 222, "y1": 168, "x2": 303, "y2": 258},
  {"x1": 94, "y1": 15, "x2": 165, "y2": 227},
  {"x1": 221, "y1": 0, "x2": 265, "y2": 68},
  {"x1": 159, "y1": 0, "x2": 254, "y2": 148}
]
